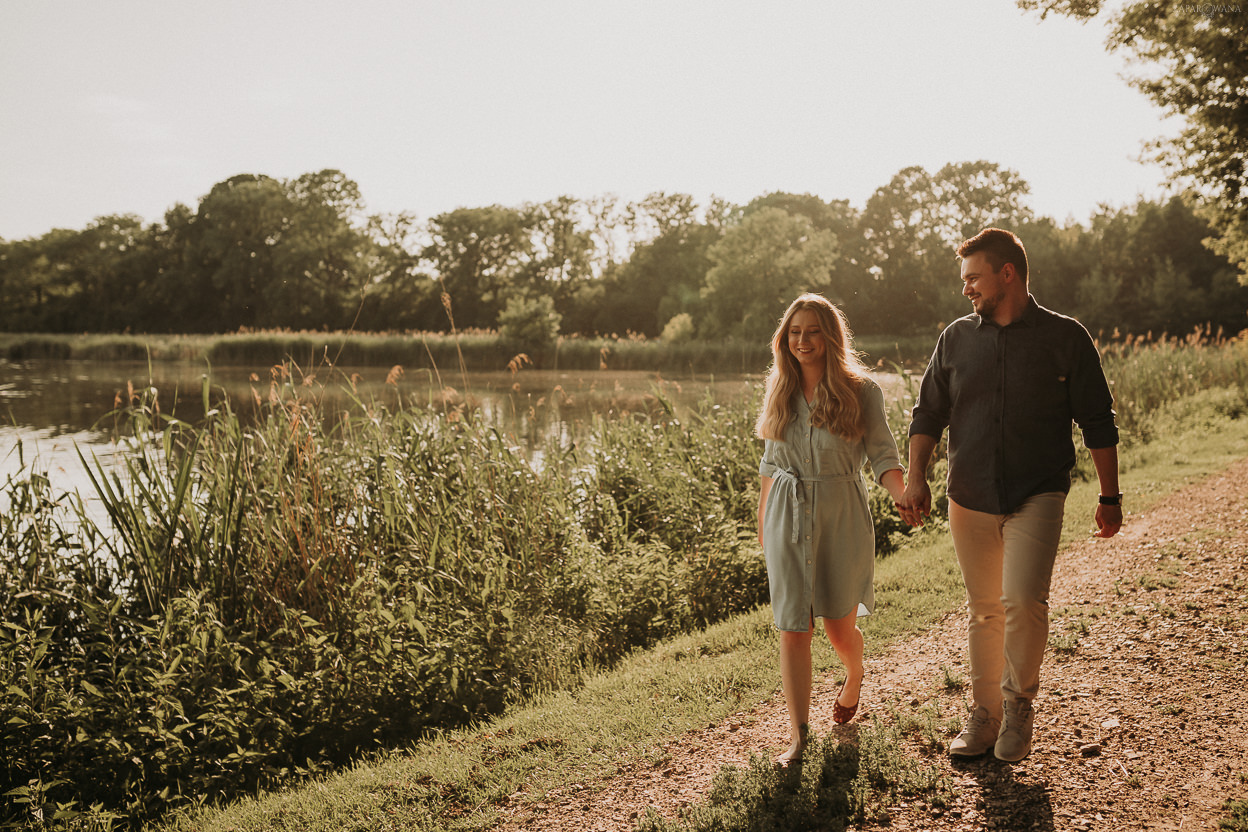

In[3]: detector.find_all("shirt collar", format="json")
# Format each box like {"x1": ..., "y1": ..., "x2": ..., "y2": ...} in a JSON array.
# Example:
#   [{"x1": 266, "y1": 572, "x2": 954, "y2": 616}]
[{"x1": 975, "y1": 294, "x2": 1041, "y2": 329}]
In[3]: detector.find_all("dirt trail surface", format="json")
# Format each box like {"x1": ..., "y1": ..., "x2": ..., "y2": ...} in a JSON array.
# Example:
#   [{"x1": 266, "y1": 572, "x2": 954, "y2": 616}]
[{"x1": 494, "y1": 459, "x2": 1248, "y2": 832}]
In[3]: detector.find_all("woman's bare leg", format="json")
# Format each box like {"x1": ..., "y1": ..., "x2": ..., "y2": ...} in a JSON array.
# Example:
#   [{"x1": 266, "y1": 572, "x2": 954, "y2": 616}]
[
  {"x1": 777, "y1": 628, "x2": 814, "y2": 762},
  {"x1": 822, "y1": 610, "x2": 864, "y2": 708}
]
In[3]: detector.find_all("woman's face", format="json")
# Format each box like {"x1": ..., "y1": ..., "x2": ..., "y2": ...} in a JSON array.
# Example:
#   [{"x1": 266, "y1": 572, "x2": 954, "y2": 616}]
[{"x1": 786, "y1": 308, "x2": 827, "y2": 370}]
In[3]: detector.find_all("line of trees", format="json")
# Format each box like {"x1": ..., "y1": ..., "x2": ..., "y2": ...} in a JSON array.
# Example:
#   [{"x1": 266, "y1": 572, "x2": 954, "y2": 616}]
[{"x1": 1, "y1": 163, "x2": 1246, "y2": 344}]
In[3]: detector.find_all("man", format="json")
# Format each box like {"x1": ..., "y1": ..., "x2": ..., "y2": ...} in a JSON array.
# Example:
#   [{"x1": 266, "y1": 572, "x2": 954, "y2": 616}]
[{"x1": 902, "y1": 227, "x2": 1122, "y2": 763}]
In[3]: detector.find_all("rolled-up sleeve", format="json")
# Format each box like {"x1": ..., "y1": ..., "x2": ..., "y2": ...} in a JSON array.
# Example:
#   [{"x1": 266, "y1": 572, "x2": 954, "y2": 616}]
[
  {"x1": 1070, "y1": 329, "x2": 1119, "y2": 449},
  {"x1": 862, "y1": 380, "x2": 903, "y2": 481},
  {"x1": 909, "y1": 336, "x2": 951, "y2": 440},
  {"x1": 759, "y1": 443, "x2": 780, "y2": 478}
]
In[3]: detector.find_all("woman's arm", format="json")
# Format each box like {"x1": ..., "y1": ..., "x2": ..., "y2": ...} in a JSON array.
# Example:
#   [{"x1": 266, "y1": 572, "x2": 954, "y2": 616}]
[
  {"x1": 758, "y1": 475, "x2": 773, "y2": 549},
  {"x1": 879, "y1": 467, "x2": 906, "y2": 505},
  {"x1": 860, "y1": 381, "x2": 908, "y2": 512}
]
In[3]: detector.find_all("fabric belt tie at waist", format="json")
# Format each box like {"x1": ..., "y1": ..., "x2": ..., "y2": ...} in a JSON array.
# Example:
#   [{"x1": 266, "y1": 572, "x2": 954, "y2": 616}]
[{"x1": 771, "y1": 467, "x2": 863, "y2": 544}]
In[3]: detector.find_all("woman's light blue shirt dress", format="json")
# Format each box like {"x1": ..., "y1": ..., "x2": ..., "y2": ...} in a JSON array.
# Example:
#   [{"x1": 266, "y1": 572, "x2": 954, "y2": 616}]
[{"x1": 758, "y1": 379, "x2": 902, "y2": 632}]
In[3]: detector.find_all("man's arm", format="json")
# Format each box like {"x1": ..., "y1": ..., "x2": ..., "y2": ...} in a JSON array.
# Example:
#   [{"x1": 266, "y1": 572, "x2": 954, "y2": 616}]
[
  {"x1": 901, "y1": 434, "x2": 939, "y2": 526},
  {"x1": 1089, "y1": 445, "x2": 1122, "y2": 538}
]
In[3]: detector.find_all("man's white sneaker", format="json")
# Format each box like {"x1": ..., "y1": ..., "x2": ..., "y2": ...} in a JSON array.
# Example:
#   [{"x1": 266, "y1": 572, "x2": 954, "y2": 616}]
[
  {"x1": 995, "y1": 698, "x2": 1035, "y2": 762},
  {"x1": 949, "y1": 705, "x2": 1001, "y2": 757}
]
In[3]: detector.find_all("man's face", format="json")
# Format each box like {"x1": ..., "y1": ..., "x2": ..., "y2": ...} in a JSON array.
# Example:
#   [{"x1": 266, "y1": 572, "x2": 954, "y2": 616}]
[{"x1": 960, "y1": 253, "x2": 1006, "y2": 318}]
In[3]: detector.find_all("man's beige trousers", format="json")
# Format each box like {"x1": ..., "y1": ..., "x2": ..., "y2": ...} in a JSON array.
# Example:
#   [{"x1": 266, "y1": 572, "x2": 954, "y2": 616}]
[{"x1": 949, "y1": 492, "x2": 1067, "y2": 720}]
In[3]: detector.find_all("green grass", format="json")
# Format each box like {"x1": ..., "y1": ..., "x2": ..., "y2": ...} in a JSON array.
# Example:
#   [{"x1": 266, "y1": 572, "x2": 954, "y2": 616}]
[
  {"x1": 1223, "y1": 796, "x2": 1248, "y2": 832},
  {"x1": 154, "y1": 387, "x2": 1248, "y2": 832},
  {"x1": 636, "y1": 717, "x2": 954, "y2": 831},
  {"x1": 146, "y1": 529, "x2": 967, "y2": 832}
]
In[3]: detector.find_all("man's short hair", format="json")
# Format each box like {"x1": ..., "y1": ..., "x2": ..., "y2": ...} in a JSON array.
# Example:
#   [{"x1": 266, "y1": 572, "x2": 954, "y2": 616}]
[{"x1": 957, "y1": 228, "x2": 1028, "y2": 284}]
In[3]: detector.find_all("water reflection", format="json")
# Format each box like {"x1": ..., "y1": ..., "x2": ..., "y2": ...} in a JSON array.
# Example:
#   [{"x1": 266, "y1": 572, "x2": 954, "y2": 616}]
[{"x1": 1, "y1": 357, "x2": 764, "y2": 494}]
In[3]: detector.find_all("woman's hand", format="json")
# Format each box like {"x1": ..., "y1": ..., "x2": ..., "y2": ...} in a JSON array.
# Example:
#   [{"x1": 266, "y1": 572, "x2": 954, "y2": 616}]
[{"x1": 881, "y1": 469, "x2": 921, "y2": 526}]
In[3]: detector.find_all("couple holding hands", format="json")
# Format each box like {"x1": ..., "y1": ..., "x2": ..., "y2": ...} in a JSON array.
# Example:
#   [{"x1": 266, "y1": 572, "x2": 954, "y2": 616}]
[{"x1": 757, "y1": 228, "x2": 1123, "y2": 766}]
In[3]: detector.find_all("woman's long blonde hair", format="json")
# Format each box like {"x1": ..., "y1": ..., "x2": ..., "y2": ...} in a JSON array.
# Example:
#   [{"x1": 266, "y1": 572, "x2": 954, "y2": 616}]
[{"x1": 754, "y1": 293, "x2": 870, "y2": 441}]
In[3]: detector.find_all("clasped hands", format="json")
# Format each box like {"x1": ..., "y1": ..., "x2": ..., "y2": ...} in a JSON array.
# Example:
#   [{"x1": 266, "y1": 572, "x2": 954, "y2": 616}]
[{"x1": 893, "y1": 476, "x2": 931, "y2": 528}]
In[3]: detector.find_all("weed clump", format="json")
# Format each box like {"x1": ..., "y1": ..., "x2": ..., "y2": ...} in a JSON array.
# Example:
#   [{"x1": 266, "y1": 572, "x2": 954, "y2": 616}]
[{"x1": 636, "y1": 718, "x2": 953, "y2": 831}]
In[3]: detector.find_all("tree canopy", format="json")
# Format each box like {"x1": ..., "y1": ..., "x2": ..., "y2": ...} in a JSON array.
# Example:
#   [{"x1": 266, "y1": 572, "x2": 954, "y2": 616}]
[
  {"x1": 1018, "y1": 0, "x2": 1248, "y2": 278},
  {"x1": 1, "y1": 168, "x2": 1244, "y2": 343}
]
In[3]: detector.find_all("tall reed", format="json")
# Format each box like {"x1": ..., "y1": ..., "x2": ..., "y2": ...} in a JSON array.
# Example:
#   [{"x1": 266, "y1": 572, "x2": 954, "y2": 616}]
[
  {"x1": 1100, "y1": 327, "x2": 1248, "y2": 444},
  {"x1": 0, "y1": 368, "x2": 770, "y2": 828}
]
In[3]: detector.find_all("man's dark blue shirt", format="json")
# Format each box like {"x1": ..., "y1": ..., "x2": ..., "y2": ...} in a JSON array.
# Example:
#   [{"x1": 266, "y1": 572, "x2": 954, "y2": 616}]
[{"x1": 909, "y1": 296, "x2": 1119, "y2": 515}]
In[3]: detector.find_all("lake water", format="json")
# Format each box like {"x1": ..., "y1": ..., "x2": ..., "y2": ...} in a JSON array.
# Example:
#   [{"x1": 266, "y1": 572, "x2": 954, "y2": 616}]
[
  {"x1": 0, "y1": 358, "x2": 766, "y2": 502},
  {"x1": 1, "y1": 357, "x2": 911, "y2": 533}
]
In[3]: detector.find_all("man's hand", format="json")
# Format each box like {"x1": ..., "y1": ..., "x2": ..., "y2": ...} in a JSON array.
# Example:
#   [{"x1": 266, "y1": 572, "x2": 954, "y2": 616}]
[
  {"x1": 1089, "y1": 447, "x2": 1121, "y2": 539},
  {"x1": 903, "y1": 434, "x2": 938, "y2": 528},
  {"x1": 899, "y1": 477, "x2": 932, "y2": 527},
  {"x1": 1093, "y1": 503, "x2": 1122, "y2": 538}
]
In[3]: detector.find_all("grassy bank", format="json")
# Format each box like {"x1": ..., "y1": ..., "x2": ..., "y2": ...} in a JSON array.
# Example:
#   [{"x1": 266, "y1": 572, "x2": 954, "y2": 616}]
[
  {"x1": 0, "y1": 330, "x2": 936, "y2": 374},
  {"x1": 2, "y1": 332, "x2": 1245, "y2": 831},
  {"x1": 159, "y1": 383, "x2": 1248, "y2": 832}
]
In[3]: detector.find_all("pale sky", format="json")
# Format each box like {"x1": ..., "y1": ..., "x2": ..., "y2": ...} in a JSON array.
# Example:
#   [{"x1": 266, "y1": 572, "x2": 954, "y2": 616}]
[{"x1": 0, "y1": 0, "x2": 1176, "y2": 242}]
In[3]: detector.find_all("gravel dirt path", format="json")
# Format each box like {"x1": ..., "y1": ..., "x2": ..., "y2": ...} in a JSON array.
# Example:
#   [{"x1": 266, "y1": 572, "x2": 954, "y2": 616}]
[{"x1": 496, "y1": 458, "x2": 1248, "y2": 832}]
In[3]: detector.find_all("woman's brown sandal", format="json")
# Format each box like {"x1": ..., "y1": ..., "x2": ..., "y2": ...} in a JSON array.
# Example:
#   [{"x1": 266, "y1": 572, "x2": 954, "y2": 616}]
[{"x1": 832, "y1": 681, "x2": 860, "y2": 724}]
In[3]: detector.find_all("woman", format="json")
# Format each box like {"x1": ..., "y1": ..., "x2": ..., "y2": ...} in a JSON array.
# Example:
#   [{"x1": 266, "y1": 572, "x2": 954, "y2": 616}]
[{"x1": 756, "y1": 293, "x2": 906, "y2": 765}]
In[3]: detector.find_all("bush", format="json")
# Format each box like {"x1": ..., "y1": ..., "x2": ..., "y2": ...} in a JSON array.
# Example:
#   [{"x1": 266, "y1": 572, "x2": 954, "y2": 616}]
[
  {"x1": 498, "y1": 295, "x2": 562, "y2": 354},
  {"x1": 661, "y1": 312, "x2": 696, "y2": 344}
]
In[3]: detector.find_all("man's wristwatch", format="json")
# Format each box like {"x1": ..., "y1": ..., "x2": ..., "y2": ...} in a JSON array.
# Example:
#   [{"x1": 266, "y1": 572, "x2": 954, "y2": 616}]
[{"x1": 1098, "y1": 493, "x2": 1123, "y2": 507}]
